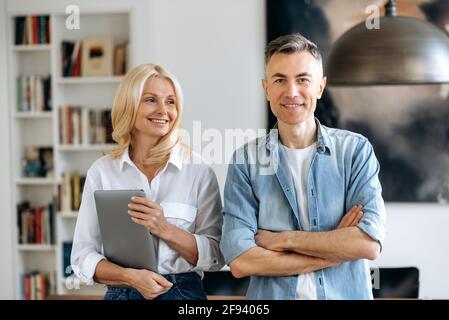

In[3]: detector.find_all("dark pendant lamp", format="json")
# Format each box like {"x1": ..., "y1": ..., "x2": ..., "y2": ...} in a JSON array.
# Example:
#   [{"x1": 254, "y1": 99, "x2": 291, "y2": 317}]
[{"x1": 326, "y1": 0, "x2": 449, "y2": 86}]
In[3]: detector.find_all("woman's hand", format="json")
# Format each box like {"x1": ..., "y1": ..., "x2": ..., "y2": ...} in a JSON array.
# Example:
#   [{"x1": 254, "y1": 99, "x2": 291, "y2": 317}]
[
  {"x1": 128, "y1": 196, "x2": 199, "y2": 266},
  {"x1": 128, "y1": 196, "x2": 174, "y2": 239},
  {"x1": 127, "y1": 268, "x2": 172, "y2": 300}
]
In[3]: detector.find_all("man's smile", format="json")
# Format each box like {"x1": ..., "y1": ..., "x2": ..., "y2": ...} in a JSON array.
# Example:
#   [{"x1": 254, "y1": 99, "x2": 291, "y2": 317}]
[{"x1": 281, "y1": 103, "x2": 305, "y2": 109}]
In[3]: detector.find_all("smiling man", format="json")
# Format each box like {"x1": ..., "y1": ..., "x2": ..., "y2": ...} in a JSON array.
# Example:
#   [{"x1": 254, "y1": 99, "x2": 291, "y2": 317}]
[{"x1": 220, "y1": 33, "x2": 386, "y2": 300}]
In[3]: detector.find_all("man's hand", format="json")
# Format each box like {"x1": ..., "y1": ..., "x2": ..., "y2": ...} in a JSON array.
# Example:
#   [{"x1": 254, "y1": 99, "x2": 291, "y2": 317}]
[
  {"x1": 337, "y1": 205, "x2": 364, "y2": 229},
  {"x1": 255, "y1": 205, "x2": 364, "y2": 250},
  {"x1": 255, "y1": 231, "x2": 340, "y2": 269},
  {"x1": 255, "y1": 229, "x2": 284, "y2": 252},
  {"x1": 127, "y1": 269, "x2": 173, "y2": 300}
]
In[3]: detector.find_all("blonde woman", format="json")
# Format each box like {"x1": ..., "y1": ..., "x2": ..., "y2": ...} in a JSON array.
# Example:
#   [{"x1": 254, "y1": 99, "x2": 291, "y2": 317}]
[{"x1": 71, "y1": 64, "x2": 224, "y2": 300}]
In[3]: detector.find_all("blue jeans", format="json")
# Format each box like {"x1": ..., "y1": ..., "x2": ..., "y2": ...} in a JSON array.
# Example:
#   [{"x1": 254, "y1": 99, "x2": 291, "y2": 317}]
[{"x1": 104, "y1": 272, "x2": 207, "y2": 300}]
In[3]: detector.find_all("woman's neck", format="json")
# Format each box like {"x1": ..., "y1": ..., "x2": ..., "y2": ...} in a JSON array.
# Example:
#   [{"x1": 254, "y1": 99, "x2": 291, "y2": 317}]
[{"x1": 129, "y1": 135, "x2": 159, "y2": 164}]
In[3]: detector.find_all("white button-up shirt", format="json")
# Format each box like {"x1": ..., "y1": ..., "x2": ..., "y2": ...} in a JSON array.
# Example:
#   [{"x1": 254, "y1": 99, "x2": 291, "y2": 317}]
[{"x1": 71, "y1": 144, "x2": 224, "y2": 284}]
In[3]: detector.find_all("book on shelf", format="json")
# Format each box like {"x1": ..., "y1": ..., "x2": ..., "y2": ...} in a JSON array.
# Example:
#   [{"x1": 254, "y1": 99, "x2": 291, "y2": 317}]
[
  {"x1": 14, "y1": 15, "x2": 51, "y2": 45},
  {"x1": 61, "y1": 40, "x2": 82, "y2": 77},
  {"x1": 21, "y1": 271, "x2": 55, "y2": 300},
  {"x1": 81, "y1": 37, "x2": 113, "y2": 77},
  {"x1": 16, "y1": 75, "x2": 51, "y2": 112},
  {"x1": 17, "y1": 201, "x2": 55, "y2": 245},
  {"x1": 62, "y1": 38, "x2": 127, "y2": 77},
  {"x1": 57, "y1": 172, "x2": 86, "y2": 212},
  {"x1": 58, "y1": 106, "x2": 113, "y2": 145},
  {"x1": 63, "y1": 241, "x2": 74, "y2": 278},
  {"x1": 113, "y1": 42, "x2": 128, "y2": 76}
]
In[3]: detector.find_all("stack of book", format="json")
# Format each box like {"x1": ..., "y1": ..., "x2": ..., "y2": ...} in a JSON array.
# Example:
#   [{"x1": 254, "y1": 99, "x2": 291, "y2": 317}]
[
  {"x1": 61, "y1": 40, "x2": 82, "y2": 77},
  {"x1": 14, "y1": 15, "x2": 51, "y2": 45},
  {"x1": 21, "y1": 271, "x2": 55, "y2": 300},
  {"x1": 57, "y1": 172, "x2": 86, "y2": 212},
  {"x1": 58, "y1": 106, "x2": 113, "y2": 145},
  {"x1": 17, "y1": 201, "x2": 55, "y2": 245},
  {"x1": 16, "y1": 75, "x2": 52, "y2": 112}
]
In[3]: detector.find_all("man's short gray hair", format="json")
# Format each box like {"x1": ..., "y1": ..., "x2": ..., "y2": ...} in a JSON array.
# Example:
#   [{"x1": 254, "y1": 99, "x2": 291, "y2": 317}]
[{"x1": 264, "y1": 33, "x2": 323, "y2": 70}]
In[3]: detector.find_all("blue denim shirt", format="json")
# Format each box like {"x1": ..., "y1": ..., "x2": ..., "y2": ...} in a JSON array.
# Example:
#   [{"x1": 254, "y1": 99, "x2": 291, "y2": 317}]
[{"x1": 220, "y1": 118, "x2": 386, "y2": 300}]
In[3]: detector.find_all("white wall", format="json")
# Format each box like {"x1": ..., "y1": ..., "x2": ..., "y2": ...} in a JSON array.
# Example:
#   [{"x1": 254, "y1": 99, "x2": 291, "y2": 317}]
[
  {"x1": 147, "y1": 0, "x2": 267, "y2": 191},
  {"x1": 373, "y1": 204, "x2": 449, "y2": 299},
  {"x1": 0, "y1": 0, "x2": 14, "y2": 299}
]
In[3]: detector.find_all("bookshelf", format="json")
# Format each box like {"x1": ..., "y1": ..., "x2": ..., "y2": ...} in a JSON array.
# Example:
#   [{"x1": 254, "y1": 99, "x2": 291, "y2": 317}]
[
  {"x1": 18, "y1": 244, "x2": 57, "y2": 252},
  {"x1": 14, "y1": 111, "x2": 53, "y2": 119},
  {"x1": 11, "y1": 44, "x2": 52, "y2": 52},
  {"x1": 16, "y1": 177, "x2": 55, "y2": 186},
  {"x1": 56, "y1": 144, "x2": 116, "y2": 152},
  {"x1": 56, "y1": 76, "x2": 124, "y2": 84},
  {"x1": 7, "y1": 8, "x2": 133, "y2": 299}
]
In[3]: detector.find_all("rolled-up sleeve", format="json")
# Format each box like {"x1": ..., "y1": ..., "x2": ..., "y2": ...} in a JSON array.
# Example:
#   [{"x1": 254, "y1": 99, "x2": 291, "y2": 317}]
[
  {"x1": 346, "y1": 138, "x2": 387, "y2": 249},
  {"x1": 220, "y1": 149, "x2": 259, "y2": 264},
  {"x1": 192, "y1": 167, "x2": 225, "y2": 272},
  {"x1": 71, "y1": 172, "x2": 106, "y2": 284}
]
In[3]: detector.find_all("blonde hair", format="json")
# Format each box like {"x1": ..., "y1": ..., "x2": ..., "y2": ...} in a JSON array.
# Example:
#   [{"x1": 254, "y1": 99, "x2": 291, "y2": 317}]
[{"x1": 110, "y1": 64, "x2": 183, "y2": 168}]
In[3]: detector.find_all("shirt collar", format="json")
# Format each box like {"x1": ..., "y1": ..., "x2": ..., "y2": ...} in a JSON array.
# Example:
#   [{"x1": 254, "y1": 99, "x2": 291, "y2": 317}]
[
  {"x1": 119, "y1": 143, "x2": 184, "y2": 172},
  {"x1": 266, "y1": 117, "x2": 331, "y2": 155}
]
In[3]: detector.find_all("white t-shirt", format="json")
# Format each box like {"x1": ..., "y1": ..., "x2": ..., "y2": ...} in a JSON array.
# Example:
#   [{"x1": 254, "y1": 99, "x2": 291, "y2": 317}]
[{"x1": 284, "y1": 142, "x2": 317, "y2": 300}]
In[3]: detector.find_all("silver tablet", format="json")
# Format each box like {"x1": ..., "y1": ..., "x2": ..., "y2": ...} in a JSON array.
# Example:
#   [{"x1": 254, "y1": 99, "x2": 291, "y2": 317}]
[{"x1": 94, "y1": 189, "x2": 158, "y2": 272}]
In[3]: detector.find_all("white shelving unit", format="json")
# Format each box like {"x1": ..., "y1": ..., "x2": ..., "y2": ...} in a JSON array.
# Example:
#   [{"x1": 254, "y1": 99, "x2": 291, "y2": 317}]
[
  {"x1": 56, "y1": 144, "x2": 116, "y2": 152},
  {"x1": 58, "y1": 211, "x2": 78, "y2": 219},
  {"x1": 14, "y1": 111, "x2": 53, "y2": 119},
  {"x1": 16, "y1": 177, "x2": 55, "y2": 186},
  {"x1": 7, "y1": 6, "x2": 134, "y2": 299},
  {"x1": 56, "y1": 76, "x2": 124, "y2": 85},
  {"x1": 11, "y1": 44, "x2": 52, "y2": 52},
  {"x1": 18, "y1": 244, "x2": 57, "y2": 252}
]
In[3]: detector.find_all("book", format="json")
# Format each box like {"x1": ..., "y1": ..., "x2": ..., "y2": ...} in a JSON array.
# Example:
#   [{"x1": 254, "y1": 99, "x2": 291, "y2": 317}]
[
  {"x1": 16, "y1": 75, "x2": 51, "y2": 112},
  {"x1": 14, "y1": 16, "x2": 26, "y2": 44},
  {"x1": 17, "y1": 201, "x2": 55, "y2": 245},
  {"x1": 113, "y1": 42, "x2": 127, "y2": 75},
  {"x1": 63, "y1": 242, "x2": 73, "y2": 277},
  {"x1": 61, "y1": 41, "x2": 75, "y2": 77},
  {"x1": 22, "y1": 272, "x2": 51, "y2": 300},
  {"x1": 14, "y1": 15, "x2": 50, "y2": 45},
  {"x1": 57, "y1": 172, "x2": 86, "y2": 211}
]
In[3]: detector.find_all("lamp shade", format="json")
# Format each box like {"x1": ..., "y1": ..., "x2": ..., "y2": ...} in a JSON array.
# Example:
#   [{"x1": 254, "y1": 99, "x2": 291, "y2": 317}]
[{"x1": 326, "y1": 15, "x2": 449, "y2": 86}]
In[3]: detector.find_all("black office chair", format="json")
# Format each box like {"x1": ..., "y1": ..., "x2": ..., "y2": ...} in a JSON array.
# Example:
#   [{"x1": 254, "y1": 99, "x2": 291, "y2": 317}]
[
  {"x1": 203, "y1": 271, "x2": 249, "y2": 296},
  {"x1": 371, "y1": 267, "x2": 420, "y2": 299},
  {"x1": 203, "y1": 267, "x2": 420, "y2": 299}
]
